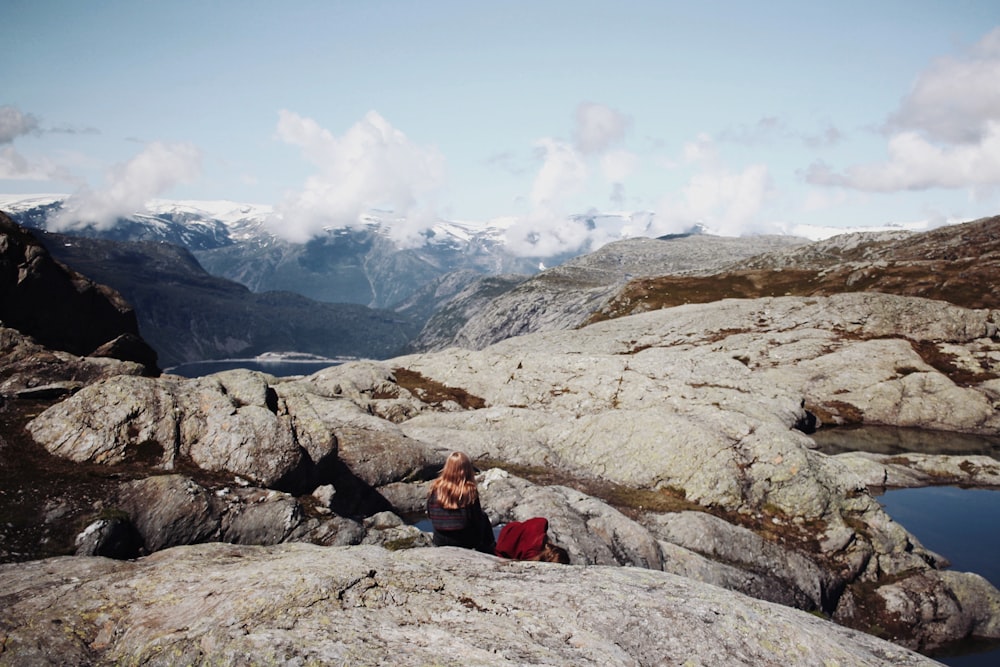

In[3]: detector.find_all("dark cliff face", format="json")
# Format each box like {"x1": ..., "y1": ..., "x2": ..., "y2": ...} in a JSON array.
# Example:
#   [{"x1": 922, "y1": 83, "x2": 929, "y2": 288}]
[
  {"x1": 37, "y1": 230, "x2": 423, "y2": 367},
  {"x1": 0, "y1": 212, "x2": 159, "y2": 373}
]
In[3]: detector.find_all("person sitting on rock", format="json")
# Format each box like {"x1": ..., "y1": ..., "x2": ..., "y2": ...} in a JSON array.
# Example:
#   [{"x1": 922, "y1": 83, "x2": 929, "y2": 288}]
[
  {"x1": 495, "y1": 516, "x2": 570, "y2": 564},
  {"x1": 426, "y1": 451, "x2": 496, "y2": 554}
]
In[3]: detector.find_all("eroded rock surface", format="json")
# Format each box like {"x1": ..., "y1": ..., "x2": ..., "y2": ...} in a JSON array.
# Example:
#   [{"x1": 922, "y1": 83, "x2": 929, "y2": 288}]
[
  {"x1": 21, "y1": 291, "x2": 1000, "y2": 651},
  {"x1": 0, "y1": 542, "x2": 940, "y2": 667}
]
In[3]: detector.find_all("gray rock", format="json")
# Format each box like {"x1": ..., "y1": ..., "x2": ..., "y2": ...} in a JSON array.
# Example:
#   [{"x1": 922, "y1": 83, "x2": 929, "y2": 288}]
[
  {"x1": 116, "y1": 475, "x2": 220, "y2": 551},
  {"x1": 417, "y1": 234, "x2": 810, "y2": 352},
  {"x1": 0, "y1": 542, "x2": 940, "y2": 666},
  {"x1": 834, "y1": 568, "x2": 1000, "y2": 651},
  {"x1": 219, "y1": 488, "x2": 302, "y2": 545},
  {"x1": 0, "y1": 326, "x2": 146, "y2": 399},
  {"x1": 645, "y1": 511, "x2": 831, "y2": 610},
  {"x1": 26, "y1": 374, "x2": 183, "y2": 467},
  {"x1": 834, "y1": 452, "x2": 1000, "y2": 489},
  {"x1": 480, "y1": 469, "x2": 663, "y2": 568}
]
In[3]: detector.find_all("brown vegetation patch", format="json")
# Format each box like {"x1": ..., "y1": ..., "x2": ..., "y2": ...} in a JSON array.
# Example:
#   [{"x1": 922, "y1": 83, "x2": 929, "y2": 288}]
[
  {"x1": 909, "y1": 340, "x2": 998, "y2": 386},
  {"x1": 475, "y1": 458, "x2": 701, "y2": 517},
  {"x1": 805, "y1": 400, "x2": 865, "y2": 426},
  {"x1": 392, "y1": 367, "x2": 486, "y2": 410},
  {"x1": 837, "y1": 570, "x2": 925, "y2": 646},
  {"x1": 586, "y1": 269, "x2": 823, "y2": 325},
  {"x1": 0, "y1": 398, "x2": 174, "y2": 563}
]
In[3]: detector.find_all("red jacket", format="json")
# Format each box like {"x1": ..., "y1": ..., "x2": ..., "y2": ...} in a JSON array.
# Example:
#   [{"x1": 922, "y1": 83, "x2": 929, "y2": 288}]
[{"x1": 495, "y1": 517, "x2": 548, "y2": 560}]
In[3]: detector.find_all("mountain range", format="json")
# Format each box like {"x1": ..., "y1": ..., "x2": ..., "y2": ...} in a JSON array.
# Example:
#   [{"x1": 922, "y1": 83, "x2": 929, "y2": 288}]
[
  {"x1": 0, "y1": 195, "x2": 805, "y2": 365},
  {"x1": 2, "y1": 194, "x2": 985, "y2": 369}
]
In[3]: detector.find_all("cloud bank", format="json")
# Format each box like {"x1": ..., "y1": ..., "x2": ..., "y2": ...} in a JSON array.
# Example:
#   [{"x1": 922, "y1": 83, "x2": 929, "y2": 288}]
[
  {"x1": 271, "y1": 110, "x2": 446, "y2": 245},
  {"x1": 503, "y1": 103, "x2": 642, "y2": 256},
  {"x1": 0, "y1": 105, "x2": 39, "y2": 144},
  {"x1": 809, "y1": 27, "x2": 1000, "y2": 193},
  {"x1": 51, "y1": 141, "x2": 202, "y2": 230},
  {"x1": 654, "y1": 135, "x2": 774, "y2": 237},
  {"x1": 574, "y1": 102, "x2": 630, "y2": 155},
  {"x1": 0, "y1": 105, "x2": 53, "y2": 181}
]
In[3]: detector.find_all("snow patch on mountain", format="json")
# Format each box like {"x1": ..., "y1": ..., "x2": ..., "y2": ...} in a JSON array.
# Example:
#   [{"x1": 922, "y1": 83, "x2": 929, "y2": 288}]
[{"x1": 0, "y1": 193, "x2": 967, "y2": 248}]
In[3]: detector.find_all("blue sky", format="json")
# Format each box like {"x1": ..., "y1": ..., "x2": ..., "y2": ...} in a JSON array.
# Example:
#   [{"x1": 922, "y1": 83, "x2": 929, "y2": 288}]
[{"x1": 2, "y1": 0, "x2": 999, "y2": 251}]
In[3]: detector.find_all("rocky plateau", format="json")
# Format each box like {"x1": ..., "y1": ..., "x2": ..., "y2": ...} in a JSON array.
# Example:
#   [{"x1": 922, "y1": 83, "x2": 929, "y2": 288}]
[{"x1": 2, "y1": 213, "x2": 1000, "y2": 665}]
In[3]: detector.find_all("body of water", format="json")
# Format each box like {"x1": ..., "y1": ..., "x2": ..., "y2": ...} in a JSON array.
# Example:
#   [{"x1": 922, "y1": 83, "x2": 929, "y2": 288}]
[
  {"x1": 165, "y1": 358, "x2": 343, "y2": 378},
  {"x1": 814, "y1": 425, "x2": 1000, "y2": 665},
  {"x1": 877, "y1": 486, "x2": 1000, "y2": 665}
]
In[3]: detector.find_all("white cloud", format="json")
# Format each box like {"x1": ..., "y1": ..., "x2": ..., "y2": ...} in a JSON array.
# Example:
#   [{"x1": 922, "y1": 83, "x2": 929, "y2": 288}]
[
  {"x1": 51, "y1": 141, "x2": 201, "y2": 230},
  {"x1": 0, "y1": 106, "x2": 60, "y2": 182},
  {"x1": 574, "y1": 102, "x2": 630, "y2": 155},
  {"x1": 502, "y1": 211, "x2": 593, "y2": 257},
  {"x1": 812, "y1": 28, "x2": 1000, "y2": 194},
  {"x1": 0, "y1": 146, "x2": 50, "y2": 180},
  {"x1": 807, "y1": 122, "x2": 1000, "y2": 191},
  {"x1": 654, "y1": 162, "x2": 772, "y2": 237},
  {"x1": 682, "y1": 133, "x2": 718, "y2": 165},
  {"x1": 499, "y1": 138, "x2": 591, "y2": 257},
  {"x1": 0, "y1": 105, "x2": 39, "y2": 144},
  {"x1": 529, "y1": 137, "x2": 588, "y2": 210},
  {"x1": 600, "y1": 149, "x2": 638, "y2": 184},
  {"x1": 601, "y1": 149, "x2": 638, "y2": 210},
  {"x1": 272, "y1": 110, "x2": 446, "y2": 245},
  {"x1": 890, "y1": 27, "x2": 1000, "y2": 143}
]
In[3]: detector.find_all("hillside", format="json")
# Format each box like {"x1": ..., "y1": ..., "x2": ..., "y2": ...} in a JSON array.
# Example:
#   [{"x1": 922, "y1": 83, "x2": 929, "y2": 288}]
[
  {"x1": 587, "y1": 215, "x2": 1000, "y2": 324},
  {"x1": 411, "y1": 233, "x2": 811, "y2": 351},
  {"x1": 40, "y1": 232, "x2": 421, "y2": 367}
]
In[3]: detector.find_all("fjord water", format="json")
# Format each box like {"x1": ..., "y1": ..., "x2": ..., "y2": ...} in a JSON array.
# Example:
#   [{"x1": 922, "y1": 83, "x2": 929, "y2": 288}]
[
  {"x1": 166, "y1": 358, "x2": 342, "y2": 378},
  {"x1": 813, "y1": 426, "x2": 1000, "y2": 665},
  {"x1": 878, "y1": 486, "x2": 1000, "y2": 665}
]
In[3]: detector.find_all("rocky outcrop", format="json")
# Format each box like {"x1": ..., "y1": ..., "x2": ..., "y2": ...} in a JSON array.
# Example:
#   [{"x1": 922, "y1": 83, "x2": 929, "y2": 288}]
[
  {"x1": 0, "y1": 542, "x2": 941, "y2": 667},
  {"x1": 0, "y1": 213, "x2": 158, "y2": 373},
  {"x1": 107, "y1": 473, "x2": 422, "y2": 554},
  {"x1": 341, "y1": 292, "x2": 999, "y2": 649},
  {"x1": 21, "y1": 291, "x2": 1000, "y2": 651},
  {"x1": 0, "y1": 327, "x2": 147, "y2": 399},
  {"x1": 594, "y1": 215, "x2": 1000, "y2": 324},
  {"x1": 412, "y1": 234, "x2": 809, "y2": 352},
  {"x1": 25, "y1": 368, "x2": 436, "y2": 497},
  {"x1": 833, "y1": 452, "x2": 1000, "y2": 489}
]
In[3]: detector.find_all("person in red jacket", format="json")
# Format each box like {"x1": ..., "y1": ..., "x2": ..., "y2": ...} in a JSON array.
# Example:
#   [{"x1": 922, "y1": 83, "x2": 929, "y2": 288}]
[
  {"x1": 426, "y1": 451, "x2": 495, "y2": 554},
  {"x1": 495, "y1": 517, "x2": 570, "y2": 563}
]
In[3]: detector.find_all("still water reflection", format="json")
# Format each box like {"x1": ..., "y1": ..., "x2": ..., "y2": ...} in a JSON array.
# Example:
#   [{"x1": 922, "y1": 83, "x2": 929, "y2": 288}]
[
  {"x1": 813, "y1": 426, "x2": 1000, "y2": 665},
  {"x1": 879, "y1": 487, "x2": 1000, "y2": 666}
]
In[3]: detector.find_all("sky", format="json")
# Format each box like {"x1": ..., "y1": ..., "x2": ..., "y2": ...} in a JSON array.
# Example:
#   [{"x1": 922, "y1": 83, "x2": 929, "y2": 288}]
[{"x1": 2, "y1": 0, "x2": 999, "y2": 254}]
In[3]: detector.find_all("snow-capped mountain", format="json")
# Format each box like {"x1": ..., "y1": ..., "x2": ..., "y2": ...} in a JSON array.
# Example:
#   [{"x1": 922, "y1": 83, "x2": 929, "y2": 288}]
[
  {"x1": 0, "y1": 193, "x2": 939, "y2": 314},
  {"x1": 0, "y1": 194, "x2": 563, "y2": 310}
]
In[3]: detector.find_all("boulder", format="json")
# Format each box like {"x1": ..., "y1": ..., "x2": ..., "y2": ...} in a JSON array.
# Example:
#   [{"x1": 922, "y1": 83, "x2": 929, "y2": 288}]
[
  {"x1": 835, "y1": 568, "x2": 1000, "y2": 651},
  {"x1": 0, "y1": 542, "x2": 940, "y2": 666},
  {"x1": 480, "y1": 469, "x2": 663, "y2": 569},
  {"x1": 26, "y1": 371, "x2": 325, "y2": 491},
  {"x1": 0, "y1": 327, "x2": 147, "y2": 399},
  {"x1": 116, "y1": 475, "x2": 220, "y2": 552},
  {"x1": 26, "y1": 375, "x2": 181, "y2": 466},
  {"x1": 644, "y1": 510, "x2": 832, "y2": 610},
  {"x1": 112, "y1": 474, "x2": 369, "y2": 554}
]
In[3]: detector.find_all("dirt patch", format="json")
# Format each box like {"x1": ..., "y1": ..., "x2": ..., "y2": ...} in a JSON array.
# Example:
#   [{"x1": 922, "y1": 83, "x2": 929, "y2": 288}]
[{"x1": 391, "y1": 367, "x2": 486, "y2": 410}]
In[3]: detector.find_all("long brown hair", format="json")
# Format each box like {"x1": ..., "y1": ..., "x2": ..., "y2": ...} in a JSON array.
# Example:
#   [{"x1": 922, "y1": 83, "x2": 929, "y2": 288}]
[{"x1": 429, "y1": 451, "x2": 479, "y2": 509}]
